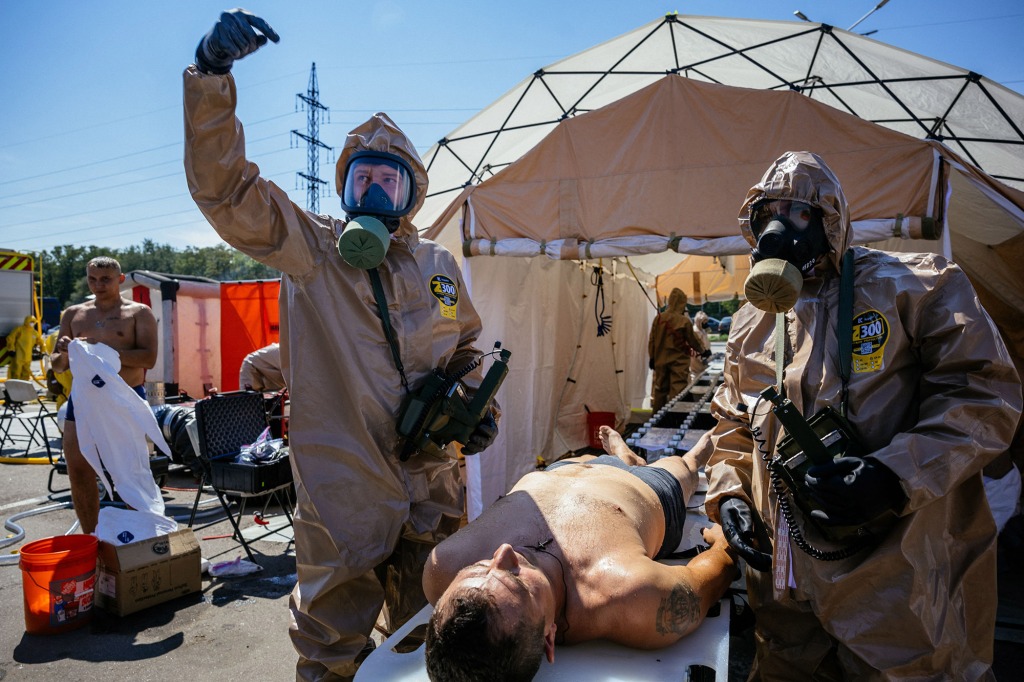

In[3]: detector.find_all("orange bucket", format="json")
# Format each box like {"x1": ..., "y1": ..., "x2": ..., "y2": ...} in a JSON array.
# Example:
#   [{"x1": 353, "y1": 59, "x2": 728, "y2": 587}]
[
  {"x1": 586, "y1": 411, "x2": 616, "y2": 450},
  {"x1": 19, "y1": 534, "x2": 98, "y2": 635}
]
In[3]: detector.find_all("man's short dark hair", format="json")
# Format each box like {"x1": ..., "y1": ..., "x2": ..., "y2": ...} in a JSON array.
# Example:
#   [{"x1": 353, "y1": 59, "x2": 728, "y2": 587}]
[
  {"x1": 87, "y1": 256, "x2": 121, "y2": 273},
  {"x1": 425, "y1": 588, "x2": 545, "y2": 682}
]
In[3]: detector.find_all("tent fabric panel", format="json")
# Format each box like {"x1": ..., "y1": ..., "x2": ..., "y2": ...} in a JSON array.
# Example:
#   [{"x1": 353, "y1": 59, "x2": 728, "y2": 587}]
[
  {"x1": 656, "y1": 255, "x2": 751, "y2": 304},
  {"x1": 220, "y1": 281, "x2": 281, "y2": 392},
  {"x1": 465, "y1": 256, "x2": 651, "y2": 510},
  {"x1": 946, "y1": 167, "x2": 1024, "y2": 247},
  {"x1": 456, "y1": 76, "x2": 941, "y2": 246},
  {"x1": 418, "y1": 14, "x2": 1024, "y2": 234},
  {"x1": 131, "y1": 285, "x2": 151, "y2": 307},
  {"x1": 174, "y1": 295, "x2": 221, "y2": 398}
]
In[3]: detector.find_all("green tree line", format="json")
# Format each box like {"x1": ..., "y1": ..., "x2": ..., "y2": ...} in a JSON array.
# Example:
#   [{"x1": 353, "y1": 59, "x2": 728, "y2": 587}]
[{"x1": 39, "y1": 239, "x2": 280, "y2": 308}]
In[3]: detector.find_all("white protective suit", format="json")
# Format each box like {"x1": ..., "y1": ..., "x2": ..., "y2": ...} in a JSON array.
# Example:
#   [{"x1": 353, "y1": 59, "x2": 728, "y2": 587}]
[
  {"x1": 704, "y1": 152, "x2": 1022, "y2": 680},
  {"x1": 67, "y1": 340, "x2": 166, "y2": 516},
  {"x1": 184, "y1": 67, "x2": 486, "y2": 680}
]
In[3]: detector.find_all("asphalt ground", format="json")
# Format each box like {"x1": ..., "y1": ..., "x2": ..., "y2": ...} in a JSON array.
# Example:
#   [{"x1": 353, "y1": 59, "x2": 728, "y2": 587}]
[{"x1": 0, "y1": 397, "x2": 298, "y2": 682}]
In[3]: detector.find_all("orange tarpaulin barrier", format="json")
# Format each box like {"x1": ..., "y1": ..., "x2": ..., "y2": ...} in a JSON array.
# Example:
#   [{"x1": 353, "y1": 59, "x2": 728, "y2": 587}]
[{"x1": 220, "y1": 280, "x2": 280, "y2": 392}]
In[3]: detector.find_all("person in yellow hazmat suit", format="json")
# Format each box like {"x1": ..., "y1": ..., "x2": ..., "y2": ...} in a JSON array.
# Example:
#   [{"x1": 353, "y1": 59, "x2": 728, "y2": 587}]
[
  {"x1": 4, "y1": 316, "x2": 42, "y2": 381},
  {"x1": 704, "y1": 151, "x2": 1022, "y2": 679},
  {"x1": 43, "y1": 330, "x2": 73, "y2": 408},
  {"x1": 185, "y1": 10, "x2": 498, "y2": 680},
  {"x1": 648, "y1": 288, "x2": 709, "y2": 411}
]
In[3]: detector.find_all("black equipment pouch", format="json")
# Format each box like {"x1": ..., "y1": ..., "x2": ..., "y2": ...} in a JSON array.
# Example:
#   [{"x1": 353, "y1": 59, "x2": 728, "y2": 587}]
[
  {"x1": 762, "y1": 385, "x2": 896, "y2": 545},
  {"x1": 395, "y1": 344, "x2": 511, "y2": 461}
]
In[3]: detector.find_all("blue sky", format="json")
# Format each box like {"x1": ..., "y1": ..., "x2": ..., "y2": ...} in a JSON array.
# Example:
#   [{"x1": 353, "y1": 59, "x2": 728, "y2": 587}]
[{"x1": 1, "y1": 0, "x2": 1022, "y2": 253}]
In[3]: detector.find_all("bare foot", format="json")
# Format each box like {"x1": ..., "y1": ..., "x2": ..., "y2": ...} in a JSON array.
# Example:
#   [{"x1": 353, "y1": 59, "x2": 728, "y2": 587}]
[{"x1": 599, "y1": 425, "x2": 646, "y2": 466}]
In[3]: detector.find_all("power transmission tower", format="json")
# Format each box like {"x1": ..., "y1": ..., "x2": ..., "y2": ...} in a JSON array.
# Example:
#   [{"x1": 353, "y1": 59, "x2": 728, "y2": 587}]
[{"x1": 291, "y1": 63, "x2": 332, "y2": 214}]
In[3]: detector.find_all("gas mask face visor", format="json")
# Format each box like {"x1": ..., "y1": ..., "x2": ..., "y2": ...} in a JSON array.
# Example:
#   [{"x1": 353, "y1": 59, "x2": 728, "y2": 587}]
[
  {"x1": 743, "y1": 198, "x2": 829, "y2": 313},
  {"x1": 749, "y1": 199, "x2": 828, "y2": 273},
  {"x1": 337, "y1": 151, "x2": 417, "y2": 269},
  {"x1": 340, "y1": 150, "x2": 416, "y2": 224}
]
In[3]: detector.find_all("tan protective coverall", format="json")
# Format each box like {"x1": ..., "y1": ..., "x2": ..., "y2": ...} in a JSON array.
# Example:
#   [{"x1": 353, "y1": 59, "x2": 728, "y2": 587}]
[
  {"x1": 648, "y1": 288, "x2": 705, "y2": 410},
  {"x1": 183, "y1": 66, "x2": 485, "y2": 680},
  {"x1": 238, "y1": 342, "x2": 285, "y2": 392},
  {"x1": 689, "y1": 310, "x2": 712, "y2": 383},
  {"x1": 704, "y1": 152, "x2": 1022, "y2": 680}
]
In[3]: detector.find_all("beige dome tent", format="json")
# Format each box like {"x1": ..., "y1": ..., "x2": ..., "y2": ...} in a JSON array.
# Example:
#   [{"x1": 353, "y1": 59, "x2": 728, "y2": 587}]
[{"x1": 419, "y1": 15, "x2": 1024, "y2": 514}]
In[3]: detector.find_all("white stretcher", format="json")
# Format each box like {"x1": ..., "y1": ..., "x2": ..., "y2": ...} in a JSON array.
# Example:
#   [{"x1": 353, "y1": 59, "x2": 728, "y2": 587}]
[
  {"x1": 355, "y1": 595, "x2": 729, "y2": 681},
  {"x1": 357, "y1": 472, "x2": 734, "y2": 681}
]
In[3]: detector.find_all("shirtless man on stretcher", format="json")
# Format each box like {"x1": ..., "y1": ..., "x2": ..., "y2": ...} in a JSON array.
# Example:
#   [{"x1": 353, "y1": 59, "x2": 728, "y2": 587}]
[{"x1": 423, "y1": 426, "x2": 738, "y2": 681}]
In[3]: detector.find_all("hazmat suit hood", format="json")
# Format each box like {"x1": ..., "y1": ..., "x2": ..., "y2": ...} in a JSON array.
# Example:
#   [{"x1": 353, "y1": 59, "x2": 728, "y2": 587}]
[
  {"x1": 666, "y1": 287, "x2": 688, "y2": 314},
  {"x1": 335, "y1": 112, "x2": 427, "y2": 238},
  {"x1": 739, "y1": 151, "x2": 851, "y2": 275}
]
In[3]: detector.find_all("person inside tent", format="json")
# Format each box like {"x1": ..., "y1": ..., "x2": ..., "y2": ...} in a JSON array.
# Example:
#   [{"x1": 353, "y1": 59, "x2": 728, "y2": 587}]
[
  {"x1": 648, "y1": 288, "x2": 710, "y2": 411},
  {"x1": 688, "y1": 309, "x2": 713, "y2": 384}
]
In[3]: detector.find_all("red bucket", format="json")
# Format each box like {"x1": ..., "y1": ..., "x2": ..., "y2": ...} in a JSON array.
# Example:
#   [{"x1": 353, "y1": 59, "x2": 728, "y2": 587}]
[
  {"x1": 19, "y1": 534, "x2": 98, "y2": 635},
  {"x1": 586, "y1": 411, "x2": 616, "y2": 450}
]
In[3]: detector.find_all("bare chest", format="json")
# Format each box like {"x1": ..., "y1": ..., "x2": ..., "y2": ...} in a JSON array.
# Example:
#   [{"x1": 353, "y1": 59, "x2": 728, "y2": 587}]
[{"x1": 72, "y1": 307, "x2": 137, "y2": 350}]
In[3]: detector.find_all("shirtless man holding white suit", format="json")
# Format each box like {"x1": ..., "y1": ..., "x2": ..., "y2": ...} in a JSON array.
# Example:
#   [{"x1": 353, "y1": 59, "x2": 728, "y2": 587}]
[{"x1": 50, "y1": 256, "x2": 158, "y2": 534}]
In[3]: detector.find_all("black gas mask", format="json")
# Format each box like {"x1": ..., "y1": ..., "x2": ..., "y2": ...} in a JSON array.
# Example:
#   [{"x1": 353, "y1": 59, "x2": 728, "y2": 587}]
[
  {"x1": 750, "y1": 199, "x2": 828, "y2": 274},
  {"x1": 743, "y1": 198, "x2": 830, "y2": 313},
  {"x1": 337, "y1": 150, "x2": 417, "y2": 269}
]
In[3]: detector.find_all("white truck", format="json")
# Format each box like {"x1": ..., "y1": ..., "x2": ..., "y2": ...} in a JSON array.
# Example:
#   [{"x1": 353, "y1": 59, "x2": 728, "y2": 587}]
[{"x1": 0, "y1": 250, "x2": 36, "y2": 343}]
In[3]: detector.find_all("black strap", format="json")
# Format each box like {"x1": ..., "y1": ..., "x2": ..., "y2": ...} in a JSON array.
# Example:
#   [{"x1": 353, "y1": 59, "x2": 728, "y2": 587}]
[
  {"x1": 837, "y1": 248, "x2": 855, "y2": 415},
  {"x1": 368, "y1": 268, "x2": 410, "y2": 394},
  {"x1": 774, "y1": 312, "x2": 786, "y2": 397}
]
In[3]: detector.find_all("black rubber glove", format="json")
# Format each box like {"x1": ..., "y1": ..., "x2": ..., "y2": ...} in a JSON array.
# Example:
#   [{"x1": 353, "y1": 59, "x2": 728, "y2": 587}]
[
  {"x1": 461, "y1": 411, "x2": 497, "y2": 455},
  {"x1": 648, "y1": 358, "x2": 655, "y2": 370},
  {"x1": 805, "y1": 456, "x2": 905, "y2": 527},
  {"x1": 718, "y1": 497, "x2": 773, "y2": 572},
  {"x1": 195, "y1": 9, "x2": 280, "y2": 75},
  {"x1": 700, "y1": 349, "x2": 712, "y2": 361}
]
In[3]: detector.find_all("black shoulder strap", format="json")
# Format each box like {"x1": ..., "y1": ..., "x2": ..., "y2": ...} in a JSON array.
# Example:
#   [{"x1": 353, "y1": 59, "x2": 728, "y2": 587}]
[
  {"x1": 368, "y1": 268, "x2": 410, "y2": 394},
  {"x1": 837, "y1": 248, "x2": 855, "y2": 415}
]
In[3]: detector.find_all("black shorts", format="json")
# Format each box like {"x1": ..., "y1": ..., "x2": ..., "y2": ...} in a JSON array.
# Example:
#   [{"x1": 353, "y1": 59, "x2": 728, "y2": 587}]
[
  {"x1": 66, "y1": 384, "x2": 146, "y2": 422},
  {"x1": 546, "y1": 454, "x2": 686, "y2": 559}
]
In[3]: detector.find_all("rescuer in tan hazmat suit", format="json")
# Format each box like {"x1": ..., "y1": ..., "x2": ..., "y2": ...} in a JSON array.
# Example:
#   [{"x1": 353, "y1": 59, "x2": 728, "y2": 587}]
[
  {"x1": 704, "y1": 151, "x2": 1022, "y2": 679},
  {"x1": 239, "y1": 342, "x2": 285, "y2": 392},
  {"x1": 648, "y1": 288, "x2": 709, "y2": 411},
  {"x1": 689, "y1": 310, "x2": 712, "y2": 383},
  {"x1": 184, "y1": 10, "x2": 497, "y2": 679}
]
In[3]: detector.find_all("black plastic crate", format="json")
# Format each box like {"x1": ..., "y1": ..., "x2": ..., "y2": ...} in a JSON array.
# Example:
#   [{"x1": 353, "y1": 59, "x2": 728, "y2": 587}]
[
  {"x1": 211, "y1": 453, "x2": 292, "y2": 494},
  {"x1": 194, "y1": 390, "x2": 294, "y2": 495},
  {"x1": 195, "y1": 391, "x2": 268, "y2": 462}
]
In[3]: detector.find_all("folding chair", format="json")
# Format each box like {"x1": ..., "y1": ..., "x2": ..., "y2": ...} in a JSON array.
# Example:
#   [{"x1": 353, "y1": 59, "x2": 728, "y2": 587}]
[
  {"x1": 186, "y1": 390, "x2": 294, "y2": 563},
  {"x1": 0, "y1": 379, "x2": 59, "y2": 458}
]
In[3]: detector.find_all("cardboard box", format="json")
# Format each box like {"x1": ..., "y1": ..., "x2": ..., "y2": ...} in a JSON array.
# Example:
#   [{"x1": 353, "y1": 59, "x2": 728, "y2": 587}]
[{"x1": 96, "y1": 528, "x2": 201, "y2": 617}]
